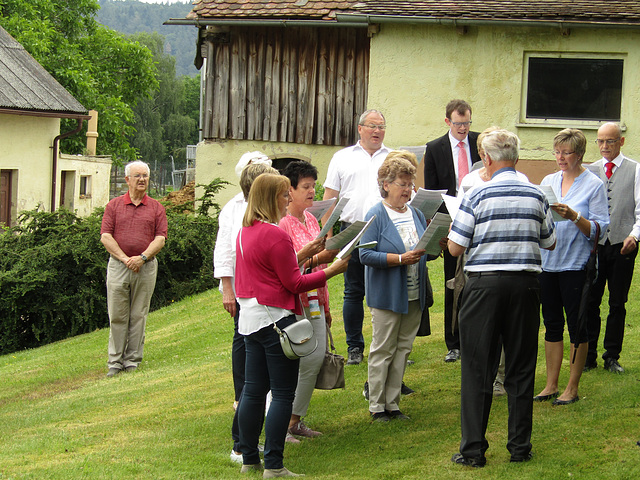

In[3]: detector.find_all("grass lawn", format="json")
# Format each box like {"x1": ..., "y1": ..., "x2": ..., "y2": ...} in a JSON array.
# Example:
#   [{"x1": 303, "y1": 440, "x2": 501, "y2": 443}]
[{"x1": 1, "y1": 259, "x2": 639, "y2": 479}]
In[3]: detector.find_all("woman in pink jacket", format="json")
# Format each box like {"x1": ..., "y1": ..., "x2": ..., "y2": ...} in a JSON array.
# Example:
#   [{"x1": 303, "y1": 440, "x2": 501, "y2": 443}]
[{"x1": 234, "y1": 173, "x2": 348, "y2": 478}]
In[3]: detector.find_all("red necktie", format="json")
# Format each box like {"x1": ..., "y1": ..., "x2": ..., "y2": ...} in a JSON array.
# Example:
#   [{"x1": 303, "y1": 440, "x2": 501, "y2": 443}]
[
  {"x1": 458, "y1": 141, "x2": 469, "y2": 184},
  {"x1": 605, "y1": 162, "x2": 615, "y2": 179}
]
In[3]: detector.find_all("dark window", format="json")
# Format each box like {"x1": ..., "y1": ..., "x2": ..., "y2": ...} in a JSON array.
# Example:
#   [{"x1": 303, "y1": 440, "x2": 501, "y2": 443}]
[
  {"x1": 526, "y1": 57, "x2": 623, "y2": 121},
  {"x1": 80, "y1": 175, "x2": 91, "y2": 197}
]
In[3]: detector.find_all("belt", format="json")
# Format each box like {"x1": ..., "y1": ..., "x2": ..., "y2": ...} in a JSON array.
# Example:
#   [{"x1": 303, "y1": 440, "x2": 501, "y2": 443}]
[{"x1": 467, "y1": 271, "x2": 537, "y2": 278}]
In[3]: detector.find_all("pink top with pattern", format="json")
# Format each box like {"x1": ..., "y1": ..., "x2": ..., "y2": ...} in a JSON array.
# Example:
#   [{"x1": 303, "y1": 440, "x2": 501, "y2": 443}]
[{"x1": 279, "y1": 211, "x2": 330, "y2": 310}]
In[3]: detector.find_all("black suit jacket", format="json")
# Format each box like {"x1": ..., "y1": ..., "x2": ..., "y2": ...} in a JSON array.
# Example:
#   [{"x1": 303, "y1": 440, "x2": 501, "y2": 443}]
[{"x1": 423, "y1": 131, "x2": 481, "y2": 197}]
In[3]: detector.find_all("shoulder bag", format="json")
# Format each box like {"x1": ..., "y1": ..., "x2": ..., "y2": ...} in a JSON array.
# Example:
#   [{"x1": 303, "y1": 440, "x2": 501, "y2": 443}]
[{"x1": 315, "y1": 324, "x2": 345, "y2": 389}]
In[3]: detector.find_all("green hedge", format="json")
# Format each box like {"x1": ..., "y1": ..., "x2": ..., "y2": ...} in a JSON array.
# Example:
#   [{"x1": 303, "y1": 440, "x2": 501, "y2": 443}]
[{"x1": 0, "y1": 180, "x2": 225, "y2": 355}]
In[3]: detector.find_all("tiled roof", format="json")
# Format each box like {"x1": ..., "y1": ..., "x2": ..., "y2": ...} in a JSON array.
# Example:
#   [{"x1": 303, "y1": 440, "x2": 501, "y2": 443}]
[
  {"x1": 188, "y1": 0, "x2": 640, "y2": 26},
  {"x1": 0, "y1": 27, "x2": 87, "y2": 115},
  {"x1": 351, "y1": 1, "x2": 640, "y2": 26},
  {"x1": 189, "y1": 0, "x2": 358, "y2": 20}
]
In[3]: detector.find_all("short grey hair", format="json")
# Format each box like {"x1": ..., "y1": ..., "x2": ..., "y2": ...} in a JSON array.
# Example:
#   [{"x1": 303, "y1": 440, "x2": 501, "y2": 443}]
[
  {"x1": 358, "y1": 109, "x2": 385, "y2": 125},
  {"x1": 481, "y1": 130, "x2": 520, "y2": 163},
  {"x1": 125, "y1": 161, "x2": 150, "y2": 177}
]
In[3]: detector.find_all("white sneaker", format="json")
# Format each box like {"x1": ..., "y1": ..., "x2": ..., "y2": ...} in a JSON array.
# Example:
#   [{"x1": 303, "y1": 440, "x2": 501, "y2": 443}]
[{"x1": 230, "y1": 449, "x2": 243, "y2": 464}]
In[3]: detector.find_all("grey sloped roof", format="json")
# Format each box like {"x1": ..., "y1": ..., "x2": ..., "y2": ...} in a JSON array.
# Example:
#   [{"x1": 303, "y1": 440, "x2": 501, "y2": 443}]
[{"x1": 0, "y1": 26, "x2": 87, "y2": 116}]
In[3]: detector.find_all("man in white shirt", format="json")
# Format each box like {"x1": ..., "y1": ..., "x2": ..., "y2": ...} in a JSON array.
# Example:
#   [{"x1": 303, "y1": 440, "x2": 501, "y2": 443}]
[
  {"x1": 323, "y1": 110, "x2": 391, "y2": 365},
  {"x1": 585, "y1": 122, "x2": 640, "y2": 374}
]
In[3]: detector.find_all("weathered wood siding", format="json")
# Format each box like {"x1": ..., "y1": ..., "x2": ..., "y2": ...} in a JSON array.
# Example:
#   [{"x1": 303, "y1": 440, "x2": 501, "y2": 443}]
[{"x1": 202, "y1": 27, "x2": 370, "y2": 146}]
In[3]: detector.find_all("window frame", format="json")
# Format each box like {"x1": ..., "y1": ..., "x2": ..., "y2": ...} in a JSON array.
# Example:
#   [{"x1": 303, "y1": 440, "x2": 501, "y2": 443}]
[
  {"x1": 79, "y1": 175, "x2": 92, "y2": 199},
  {"x1": 519, "y1": 52, "x2": 626, "y2": 129}
]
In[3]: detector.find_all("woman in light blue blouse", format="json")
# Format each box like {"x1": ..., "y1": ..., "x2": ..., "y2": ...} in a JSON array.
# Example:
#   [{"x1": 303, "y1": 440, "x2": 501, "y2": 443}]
[{"x1": 534, "y1": 129, "x2": 609, "y2": 406}]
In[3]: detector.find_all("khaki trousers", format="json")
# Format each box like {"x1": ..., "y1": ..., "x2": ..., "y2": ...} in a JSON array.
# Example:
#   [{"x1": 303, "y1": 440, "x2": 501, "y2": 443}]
[
  {"x1": 106, "y1": 257, "x2": 158, "y2": 370},
  {"x1": 368, "y1": 300, "x2": 421, "y2": 413}
]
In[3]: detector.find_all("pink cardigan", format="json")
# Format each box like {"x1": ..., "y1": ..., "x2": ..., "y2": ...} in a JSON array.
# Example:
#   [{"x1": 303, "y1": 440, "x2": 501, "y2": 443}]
[{"x1": 235, "y1": 220, "x2": 327, "y2": 315}]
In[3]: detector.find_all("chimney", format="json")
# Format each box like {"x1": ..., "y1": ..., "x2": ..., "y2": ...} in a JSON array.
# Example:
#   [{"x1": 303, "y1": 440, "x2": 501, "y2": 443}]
[{"x1": 86, "y1": 110, "x2": 98, "y2": 156}]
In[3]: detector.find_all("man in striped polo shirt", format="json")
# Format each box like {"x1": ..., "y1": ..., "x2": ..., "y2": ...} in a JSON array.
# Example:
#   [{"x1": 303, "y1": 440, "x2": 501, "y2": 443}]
[{"x1": 447, "y1": 130, "x2": 556, "y2": 467}]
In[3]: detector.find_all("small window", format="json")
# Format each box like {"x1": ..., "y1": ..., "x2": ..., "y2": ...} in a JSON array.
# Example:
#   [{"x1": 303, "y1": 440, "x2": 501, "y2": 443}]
[
  {"x1": 524, "y1": 55, "x2": 623, "y2": 123},
  {"x1": 80, "y1": 175, "x2": 91, "y2": 198}
]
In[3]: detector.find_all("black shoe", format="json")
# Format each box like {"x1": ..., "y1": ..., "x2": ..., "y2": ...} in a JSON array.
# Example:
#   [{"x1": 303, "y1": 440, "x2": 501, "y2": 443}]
[
  {"x1": 347, "y1": 347, "x2": 363, "y2": 365},
  {"x1": 401, "y1": 383, "x2": 415, "y2": 396},
  {"x1": 604, "y1": 358, "x2": 624, "y2": 373},
  {"x1": 444, "y1": 349, "x2": 460, "y2": 363},
  {"x1": 370, "y1": 411, "x2": 390, "y2": 423},
  {"x1": 363, "y1": 381, "x2": 369, "y2": 400},
  {"x1": 583, "y1": 361, "x2": 597, "y2": 372},
  {"x1": 451, "y1": 452, "x2": 485, "y2": 468},
  {"x1": 510, "y1": 452, "x2": 533, "y2": 463},
  {"x1": 386, "y1": 409, "x2": 410, "y2": 420},
  {"x1": 552, "y1": 396, "x2": 579, "y2": 406},
  {"x1": 533, "y1": 391, "x2": 559, "y2": 402}
]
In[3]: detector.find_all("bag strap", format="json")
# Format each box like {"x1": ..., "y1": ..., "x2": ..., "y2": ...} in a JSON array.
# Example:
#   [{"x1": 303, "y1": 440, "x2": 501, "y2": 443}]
[
  {"x1": 591, "y1": 222, "x2": 601, "y2": 254},
  {"x1": 326, "y1": 323, "x2": 336, "y2": 353}
]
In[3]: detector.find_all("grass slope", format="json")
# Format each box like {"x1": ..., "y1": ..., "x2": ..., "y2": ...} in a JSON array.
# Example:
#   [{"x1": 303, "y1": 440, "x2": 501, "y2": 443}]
[{"x1": 1, "y1": 260, "x2": 639, "y2": 479}]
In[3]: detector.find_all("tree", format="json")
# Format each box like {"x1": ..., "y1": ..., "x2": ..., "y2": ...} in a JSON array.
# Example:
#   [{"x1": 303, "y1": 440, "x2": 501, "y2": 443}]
[
  {"x1": 127, "y1": 31, "x2": 199, "y2": 175},
  {"x1": 0, "y1": 0, "x2": 158, "y2": 162}
]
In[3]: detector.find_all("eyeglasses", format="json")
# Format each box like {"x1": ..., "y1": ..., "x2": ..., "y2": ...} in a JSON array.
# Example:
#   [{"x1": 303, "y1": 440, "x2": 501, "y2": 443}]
[
  {"x1": 361, "y1": 124, "x2": 387, "y2": 131},
  {"x1": 553, "y1": 151, "x2": 576, "y2": 157},
  {"x1": 131, "y1": 174, "x2": 149, "y2": 179},
  {"x1": 451, "y1": 121, "x2": 472, "y2": 127},
  {"x1": 595, "y1": 138, "x2": 620, "y2": 145},
  {"x1": 392, "y1": 182, "x2": 415, "y2": 190}
]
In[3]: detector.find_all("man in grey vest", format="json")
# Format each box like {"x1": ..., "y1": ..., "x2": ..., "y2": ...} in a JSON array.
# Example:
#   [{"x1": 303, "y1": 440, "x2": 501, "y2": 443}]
[{"x1": 585, "y1": 122, "x2": 640, "y2": 373}]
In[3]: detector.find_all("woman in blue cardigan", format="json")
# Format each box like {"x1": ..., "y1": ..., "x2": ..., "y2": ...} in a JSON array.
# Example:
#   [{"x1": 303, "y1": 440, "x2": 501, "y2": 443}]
[{"x1": 360, "y1": 151, "x2": 431, "y2": 422}]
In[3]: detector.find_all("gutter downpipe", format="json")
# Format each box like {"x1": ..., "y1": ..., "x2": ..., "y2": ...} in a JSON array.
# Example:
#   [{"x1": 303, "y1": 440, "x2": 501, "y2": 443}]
[
  {"x1": 51, "y1": 118, "x2": 85, "y2": 212},
  {"x1": 334, "y1": 13, "x2": 640, "y2": 30}
]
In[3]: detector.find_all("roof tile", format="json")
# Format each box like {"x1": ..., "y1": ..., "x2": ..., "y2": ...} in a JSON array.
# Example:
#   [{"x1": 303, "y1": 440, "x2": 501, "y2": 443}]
[{"x1": 189, "y1": 0, "x2": 640, "y2": 25}]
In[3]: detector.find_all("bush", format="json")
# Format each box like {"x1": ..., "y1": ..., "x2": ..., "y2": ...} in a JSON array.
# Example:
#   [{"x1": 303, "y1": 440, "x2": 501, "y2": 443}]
[{"x1": 0, "y1": 179, "x2": 225, "y2": 355}]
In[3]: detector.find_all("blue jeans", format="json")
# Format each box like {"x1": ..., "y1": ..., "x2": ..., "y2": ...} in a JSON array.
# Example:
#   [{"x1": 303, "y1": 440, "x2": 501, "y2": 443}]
[
  {"x1": 237, "y1": 315, "x2": 299, "y2": 469},
  {"x1": 342, "y1": 223, "x2": 365, "y2": 352}
]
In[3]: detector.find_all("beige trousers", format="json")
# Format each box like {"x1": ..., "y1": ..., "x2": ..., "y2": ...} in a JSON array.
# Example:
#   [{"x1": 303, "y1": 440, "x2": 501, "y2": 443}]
[
  {"x1": 106, "y1": 257, "x2": 158, "y2": 370},
  {"x1": 368, "y1": 300, "x2": 421, "y2": 413}
]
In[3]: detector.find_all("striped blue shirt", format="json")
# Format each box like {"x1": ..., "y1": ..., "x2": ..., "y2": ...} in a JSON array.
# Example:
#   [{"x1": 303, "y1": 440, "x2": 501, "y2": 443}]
[{"x1": 448, "y1": 168, "x2": 556, "y2": 273}]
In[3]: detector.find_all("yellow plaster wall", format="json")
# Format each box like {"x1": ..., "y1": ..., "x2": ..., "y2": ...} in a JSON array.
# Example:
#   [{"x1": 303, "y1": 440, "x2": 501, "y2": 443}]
[
  {"x1": 58, "y1": 154, "x2": 113, "y2": 217},
  {"x1": 195, "y1": 139, "x2": 343, "y2": 207},
  {"x1": 368, "y1": 23, "x2": 640, "y2": 167},
  {"x1": 0, "y1": 114, "x2": 59, "y2": 214}
]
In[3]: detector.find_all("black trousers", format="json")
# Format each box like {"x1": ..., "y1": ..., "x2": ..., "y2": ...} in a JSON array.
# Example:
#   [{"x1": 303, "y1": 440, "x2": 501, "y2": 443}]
[
  {"x1": 458, "y1": 272, "x2": 540, "y2": 460},
  {"x1": 443, "y1": 249, "x2": 461, "y2": 351},
  {"x1": 586, "y1": 241, "x2": 637, "y2": 363}
]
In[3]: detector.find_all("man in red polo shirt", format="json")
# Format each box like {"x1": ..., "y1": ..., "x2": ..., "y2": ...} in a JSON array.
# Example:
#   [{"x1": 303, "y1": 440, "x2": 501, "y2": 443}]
[{"x1": 100, "y1": 161, "x2": 168, "y2": 377}]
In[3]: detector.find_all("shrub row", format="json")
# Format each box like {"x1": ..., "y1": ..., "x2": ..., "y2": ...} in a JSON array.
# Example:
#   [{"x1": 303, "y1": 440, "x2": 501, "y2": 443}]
[{"x1": 0, "y1": 180, "x2": 225, "y2": 355}]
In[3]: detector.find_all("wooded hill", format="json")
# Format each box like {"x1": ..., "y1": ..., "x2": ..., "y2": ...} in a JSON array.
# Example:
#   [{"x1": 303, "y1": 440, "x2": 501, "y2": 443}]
[{"x1": 97, "y1": 0, "x2": 198, "y2": 77}]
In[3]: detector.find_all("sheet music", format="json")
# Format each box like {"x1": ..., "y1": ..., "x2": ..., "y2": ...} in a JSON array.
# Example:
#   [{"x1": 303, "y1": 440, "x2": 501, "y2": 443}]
[
  {"x1": 336, "y1": 216, "x2": 377, "y2": 260},
  {"x1": 409, "y1": 188, "x2": 447, "y2": 219},
  {"x1": 325, "y1": 219, "x2": 370, "y2": 251},
  {"x1": 441, "y1": 194, "x2": 462, "y2": 221},
  {"x1": 306, "y1": 198, "x2": 337, "y2": 222},
  {"x1": 415, "y1": 212, "x2": 451, "y2": 255},
  {"x1": 538, "y1": 185, "x2": 568, "y2": 222},
  {"x1": 316, "y1": 197, "x2": 350, "y2": 238}
]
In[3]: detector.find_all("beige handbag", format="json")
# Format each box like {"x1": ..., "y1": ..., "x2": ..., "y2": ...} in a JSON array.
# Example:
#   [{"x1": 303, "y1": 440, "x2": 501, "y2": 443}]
[{"x1": 315, "y1": 324, "x2": 345, "y2": 390}]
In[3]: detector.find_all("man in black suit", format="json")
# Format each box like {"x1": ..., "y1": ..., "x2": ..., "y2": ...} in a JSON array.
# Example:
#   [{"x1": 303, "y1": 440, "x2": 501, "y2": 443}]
[{"x1": 423, "y1": 99, "x2": 481, "y2": 362}]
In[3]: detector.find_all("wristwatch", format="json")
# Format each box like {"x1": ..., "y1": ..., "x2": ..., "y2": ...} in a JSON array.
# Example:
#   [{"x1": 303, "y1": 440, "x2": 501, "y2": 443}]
[{"x1": 140, "y1": 253, "x2": 148, "y2": 263}]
